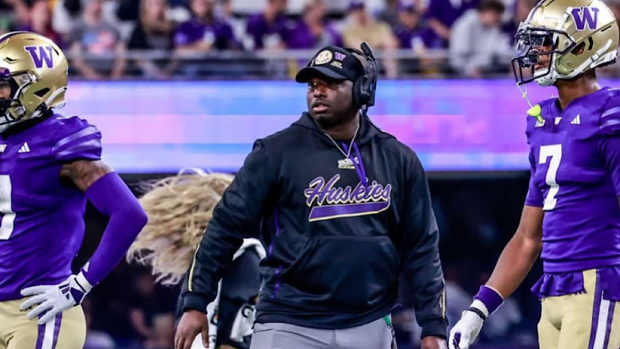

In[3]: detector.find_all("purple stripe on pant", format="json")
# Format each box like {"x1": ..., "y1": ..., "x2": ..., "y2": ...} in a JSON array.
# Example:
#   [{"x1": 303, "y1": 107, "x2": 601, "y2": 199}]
[
  {"x1": 35, "y1": 322, "x2": 45, "y2": 349},
  {"x1": 51, "y1": 313, "x2": 62, "y2": 349},
  {"x1": 35, "y1": 312, "x2": 63, "y2": 349},
  {"x1": 602, "y1": 301, "x2": 615, "y2": 349},
  {"x1": 588, "y1": 271, "x2": 602, "y2": 349}
]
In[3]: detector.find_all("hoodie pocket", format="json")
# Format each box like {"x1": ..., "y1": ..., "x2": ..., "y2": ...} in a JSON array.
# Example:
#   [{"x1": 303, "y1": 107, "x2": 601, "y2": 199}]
[{"x1": 279, "y1": 235, "x2": 400, "y2": 312}]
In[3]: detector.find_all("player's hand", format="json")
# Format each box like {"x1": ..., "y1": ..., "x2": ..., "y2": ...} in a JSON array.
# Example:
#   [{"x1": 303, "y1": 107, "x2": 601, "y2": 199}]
[
  {"x1": 175, "y1": 310, "x2": 208, "y2": 349},
  {"x1": 19, "y1": 273, "x2": 92, "y2": 325},
  {"x1": 449, "y1": 310, "x2": 485, "y2": 349},
  {"x1": 421, "y1": 336, "x2": 448, "y2": 349}
]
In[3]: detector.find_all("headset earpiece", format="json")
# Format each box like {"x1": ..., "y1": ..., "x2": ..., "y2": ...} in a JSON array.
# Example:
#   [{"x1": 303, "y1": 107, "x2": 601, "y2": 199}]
[{"x1": 347, "y1": 43, "x2": 377, "y2": 110}]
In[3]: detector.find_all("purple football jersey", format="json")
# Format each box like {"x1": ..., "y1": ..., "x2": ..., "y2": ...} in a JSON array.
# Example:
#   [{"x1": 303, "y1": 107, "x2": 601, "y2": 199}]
[
  {"x1": 0, "y1": 114, "x2": 102, "y2": 301},
  {"x1": 525, "y1": 87, "x2": 620, "y2": 273}
]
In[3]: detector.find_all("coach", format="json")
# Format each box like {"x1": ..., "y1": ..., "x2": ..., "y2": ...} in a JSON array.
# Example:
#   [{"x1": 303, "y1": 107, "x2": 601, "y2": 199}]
[{"x1": 175, "y1": 43, "x2": 448, "y2": 349}]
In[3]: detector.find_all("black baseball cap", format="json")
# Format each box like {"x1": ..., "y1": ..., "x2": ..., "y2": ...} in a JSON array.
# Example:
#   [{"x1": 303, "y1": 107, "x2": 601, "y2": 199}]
[{"x1": 295, "y1": 46, "x2": 365, "y2": 83}]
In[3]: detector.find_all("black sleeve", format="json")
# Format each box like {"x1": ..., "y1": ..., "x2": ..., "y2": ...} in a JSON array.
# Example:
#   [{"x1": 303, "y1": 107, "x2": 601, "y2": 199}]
[
  {"x1": 180, "y1": 141, "x2": 277, "y2": 313},
  {"x1": 400, "y1": 153, "x2": 447, "y2": 339},
  {"x1": 215, "y1": 249, "x2": 262, "y2": 349}
]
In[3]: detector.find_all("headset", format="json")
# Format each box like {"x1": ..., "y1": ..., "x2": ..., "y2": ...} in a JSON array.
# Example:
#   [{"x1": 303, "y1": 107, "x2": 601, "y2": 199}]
[{"x1": 347, "y1": 42, "x2": 378, "y2": 111}]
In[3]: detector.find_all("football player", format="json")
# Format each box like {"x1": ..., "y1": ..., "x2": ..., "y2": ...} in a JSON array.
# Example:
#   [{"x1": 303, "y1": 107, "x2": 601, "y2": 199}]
[
  {"x1": 0, "y1": 32, "x2": 147, "y2": 349},
  {"x1": 127, "y1": 172, "x2": 264, "y2": 349},
  {"x1": 449, "y1": 1, "x2": 620, "y2": 348}
]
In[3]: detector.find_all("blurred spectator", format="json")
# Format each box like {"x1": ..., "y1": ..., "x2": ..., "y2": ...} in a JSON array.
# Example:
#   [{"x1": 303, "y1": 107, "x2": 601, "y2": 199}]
[
  {"x1": 128, "y1": 0, "x2": 174, "y2": 78},
  {"x1": 4, "y1": 0, "x2": 29, "y2": 28},
  {"x1": 217, "y1": 0, "x2": 250, "y2": 49},
  {"x1": 174, "y1": 0, "x2": 238, "y2": 53},
  {"x1": 19, "y1": 0, "x2": 62, "y2": 46},
  {"x1": 376, "y1": 0, "x2": 402, "y2": 28},
  {"x1": 286, "y1": 0, "x2": 342, "y2": 49},
  {"x1": 144, "y1": 314, "x2": 175, "y2": 349},
  {"x1": 449, "y1": 0, "x2": 512, "y2": 77},
  {"x1": 444, "y1": 265, "x2": 473, "y2": 327},
  {"x1": 503, "y1": 0, "x2": 538, "y2": 41},
  {"x1": 342, "y1": 1, "x2": 398, "y2": 77},
  {"x1": 426, "y1": 0, "x2": 480, "y2": 47},
  {"x1": 128, "y1": 272, "x2": 177, "y2": 348},
  {"x1": 245, "y1": 0, "x2": 291, "y2": 50},
  {"x1": 342, "y1": 1, "x2": 397, "y2": 49},
  {"x1": 52, "y1": 0, "x2": 82, "y2": 40},
  {"x1": 128, "y1": 0, "x2": 173, "y2": 51},
  {"x1": 83, "y1": 299, "x2": 116, "y2": 349},
  {"x1": 392, "y1": 1, "x2": 435, "y2": 52},
  {"x1": 116, "y1": 0, "x2": 139, "y2": 22},
  {"x1": 69, "y1": 0, "x2": 126, "y2": 79}
]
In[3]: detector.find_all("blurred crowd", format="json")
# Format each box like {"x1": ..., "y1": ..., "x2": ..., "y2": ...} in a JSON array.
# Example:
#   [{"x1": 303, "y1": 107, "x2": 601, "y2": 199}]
[{"x1": 2, "y1": 0, "x2": 612, "y2": 79}]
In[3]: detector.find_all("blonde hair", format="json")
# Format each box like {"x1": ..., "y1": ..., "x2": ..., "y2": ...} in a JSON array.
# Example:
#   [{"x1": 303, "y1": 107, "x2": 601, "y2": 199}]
[{"x1": 127, "y1": 173, "x2": 234, "y2": 286}]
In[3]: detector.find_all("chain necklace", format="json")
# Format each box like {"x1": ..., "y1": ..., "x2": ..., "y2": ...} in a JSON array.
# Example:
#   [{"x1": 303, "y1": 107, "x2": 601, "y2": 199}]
[{"x1": 323, "y1": 120, "x2": 360, "y2": 160}]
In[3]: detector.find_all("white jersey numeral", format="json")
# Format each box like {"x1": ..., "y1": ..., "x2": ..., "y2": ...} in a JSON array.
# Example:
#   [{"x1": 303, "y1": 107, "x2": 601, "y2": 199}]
[
  {"x1": 0, "y1": 175, "x2": 15, "y2": 240},
  {"x1": 539, "y1": 144, "x2": 562, "y2": 211}
]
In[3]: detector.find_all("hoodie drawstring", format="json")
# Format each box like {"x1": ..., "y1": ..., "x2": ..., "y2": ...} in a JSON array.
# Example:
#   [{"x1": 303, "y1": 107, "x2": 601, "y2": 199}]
[{"x1": 341, "y1": 141, "x2": 369, "y2": 188}]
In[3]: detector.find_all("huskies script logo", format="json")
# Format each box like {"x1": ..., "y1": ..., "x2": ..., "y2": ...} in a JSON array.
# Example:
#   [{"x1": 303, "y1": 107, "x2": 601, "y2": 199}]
[
  {"x1": 304, "y1": 174, "x2": 392, "y2": 222},
  {"x1": 24, "y1": 46, "x2": 54, "y2": 68},
  {"x1": 571, "y1": 7, "x2": 599, "y2": 31}
]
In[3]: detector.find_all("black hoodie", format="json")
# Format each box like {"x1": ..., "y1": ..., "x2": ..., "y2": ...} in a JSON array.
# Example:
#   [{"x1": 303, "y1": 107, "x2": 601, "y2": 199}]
[{"x1": 181, "y1": 112, "x2": 447, "y2": 338}]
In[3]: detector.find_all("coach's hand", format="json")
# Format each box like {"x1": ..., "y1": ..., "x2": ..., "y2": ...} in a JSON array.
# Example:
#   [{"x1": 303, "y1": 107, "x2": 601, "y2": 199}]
[
  {"x1": 175, "y1": 310, "x2": 208, "y2": 349},
  {"x1": 421, "y1": 336, "x2": 448, "y2": 349},
  {"x1": 448, "y1": 310, "x2": 484, "y2": 349}
]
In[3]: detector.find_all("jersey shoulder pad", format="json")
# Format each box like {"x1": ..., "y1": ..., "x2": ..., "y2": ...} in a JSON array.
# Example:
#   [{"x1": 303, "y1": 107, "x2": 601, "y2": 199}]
[
  {"x1": 600, "y1": 88, "x2": 620, "y2": 136},
  {"x1": 50, "y1": 115, "x2": 102, "y2": 162}
]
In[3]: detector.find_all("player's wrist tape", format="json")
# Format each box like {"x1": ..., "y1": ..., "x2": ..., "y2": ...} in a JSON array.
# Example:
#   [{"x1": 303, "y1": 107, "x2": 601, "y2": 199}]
[
  {"x1": 473, "y1": 285, "x2": 504, "y2": 315},
  {"x1": 467, "y1": 306, "x2": 487, "y2": 321},
  {"x1": 75, "y1": 272, "x2": 93, "y2": 293}
]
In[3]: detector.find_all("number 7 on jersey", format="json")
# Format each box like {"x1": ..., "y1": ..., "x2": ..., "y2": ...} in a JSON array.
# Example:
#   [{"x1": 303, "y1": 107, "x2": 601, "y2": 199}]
[
  {"x1": 539, "y1": 144, "x2": 562, "y2": 211},
  {"x1": 0, "y1": 175, "x2": 15, "y2": 240}
]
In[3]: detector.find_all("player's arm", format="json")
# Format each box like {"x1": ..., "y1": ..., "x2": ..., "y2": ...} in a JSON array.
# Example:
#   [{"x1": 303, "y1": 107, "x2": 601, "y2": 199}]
[
  {"x1": 401, "y1": 153, "x2": 448, "y2": 349},
  {"x1": 449, "y1": 147, "x2": 544, "y2": 349},
  {"x1": 20, "y1": 160, "x2": 148, "y2": 324},
  {"x1": 175, "y1": 140, "x2": 277, "y2": 349}
]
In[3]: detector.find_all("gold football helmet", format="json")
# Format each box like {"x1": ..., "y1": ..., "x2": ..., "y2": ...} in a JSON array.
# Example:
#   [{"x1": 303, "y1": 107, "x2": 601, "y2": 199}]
[
  {"x1": 512, "y1": 0, "x2": 619, "y2": 86},
  {"x1": 0, "y1": 31, "x2": 68, "y2": 132}
]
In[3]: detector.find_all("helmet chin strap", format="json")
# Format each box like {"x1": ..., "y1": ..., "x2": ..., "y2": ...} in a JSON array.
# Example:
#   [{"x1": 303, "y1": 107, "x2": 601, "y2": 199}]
[{"x1": 517, "y1": 83, "x2": 545, "y2": 123}]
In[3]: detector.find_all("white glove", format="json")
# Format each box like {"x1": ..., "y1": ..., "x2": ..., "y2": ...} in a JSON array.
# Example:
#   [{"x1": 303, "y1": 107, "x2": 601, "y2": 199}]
[
  {"x1": 20, "y1": 273, "x2": 92, "y2": 324},
  {"x1": 448, "y1": 302, "x2": 487, "y2": 349},
  {"x1": 230, "y1": 304, "x2": 256, "y2": 342}
]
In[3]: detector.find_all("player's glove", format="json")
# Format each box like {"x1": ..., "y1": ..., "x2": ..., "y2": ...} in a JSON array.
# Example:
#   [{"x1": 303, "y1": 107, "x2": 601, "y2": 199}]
[
  {"x1": 19, "y1": 272, "x2": 92, "y2": 324},
  {"x1": 449, "y1": 285, "x2": 504, "y2": 349},
  {"x1": 449, "y1": 306, "x2": 485, "y2": 349}
]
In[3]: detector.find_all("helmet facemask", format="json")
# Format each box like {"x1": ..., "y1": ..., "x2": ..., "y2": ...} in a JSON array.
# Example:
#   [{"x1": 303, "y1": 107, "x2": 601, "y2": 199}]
[
  {"x1": 512, "y1": 26, "x2": 576, "y2": 86},
  {"x1": 0, "y1": 68, "x2": 49, "y2": 133}
]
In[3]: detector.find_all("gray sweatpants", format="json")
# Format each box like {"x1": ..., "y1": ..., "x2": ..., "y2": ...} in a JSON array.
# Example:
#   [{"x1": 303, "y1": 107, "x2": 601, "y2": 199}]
[{"x1": 249, "y1": 317, "x2": 395, "y2": 349}]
